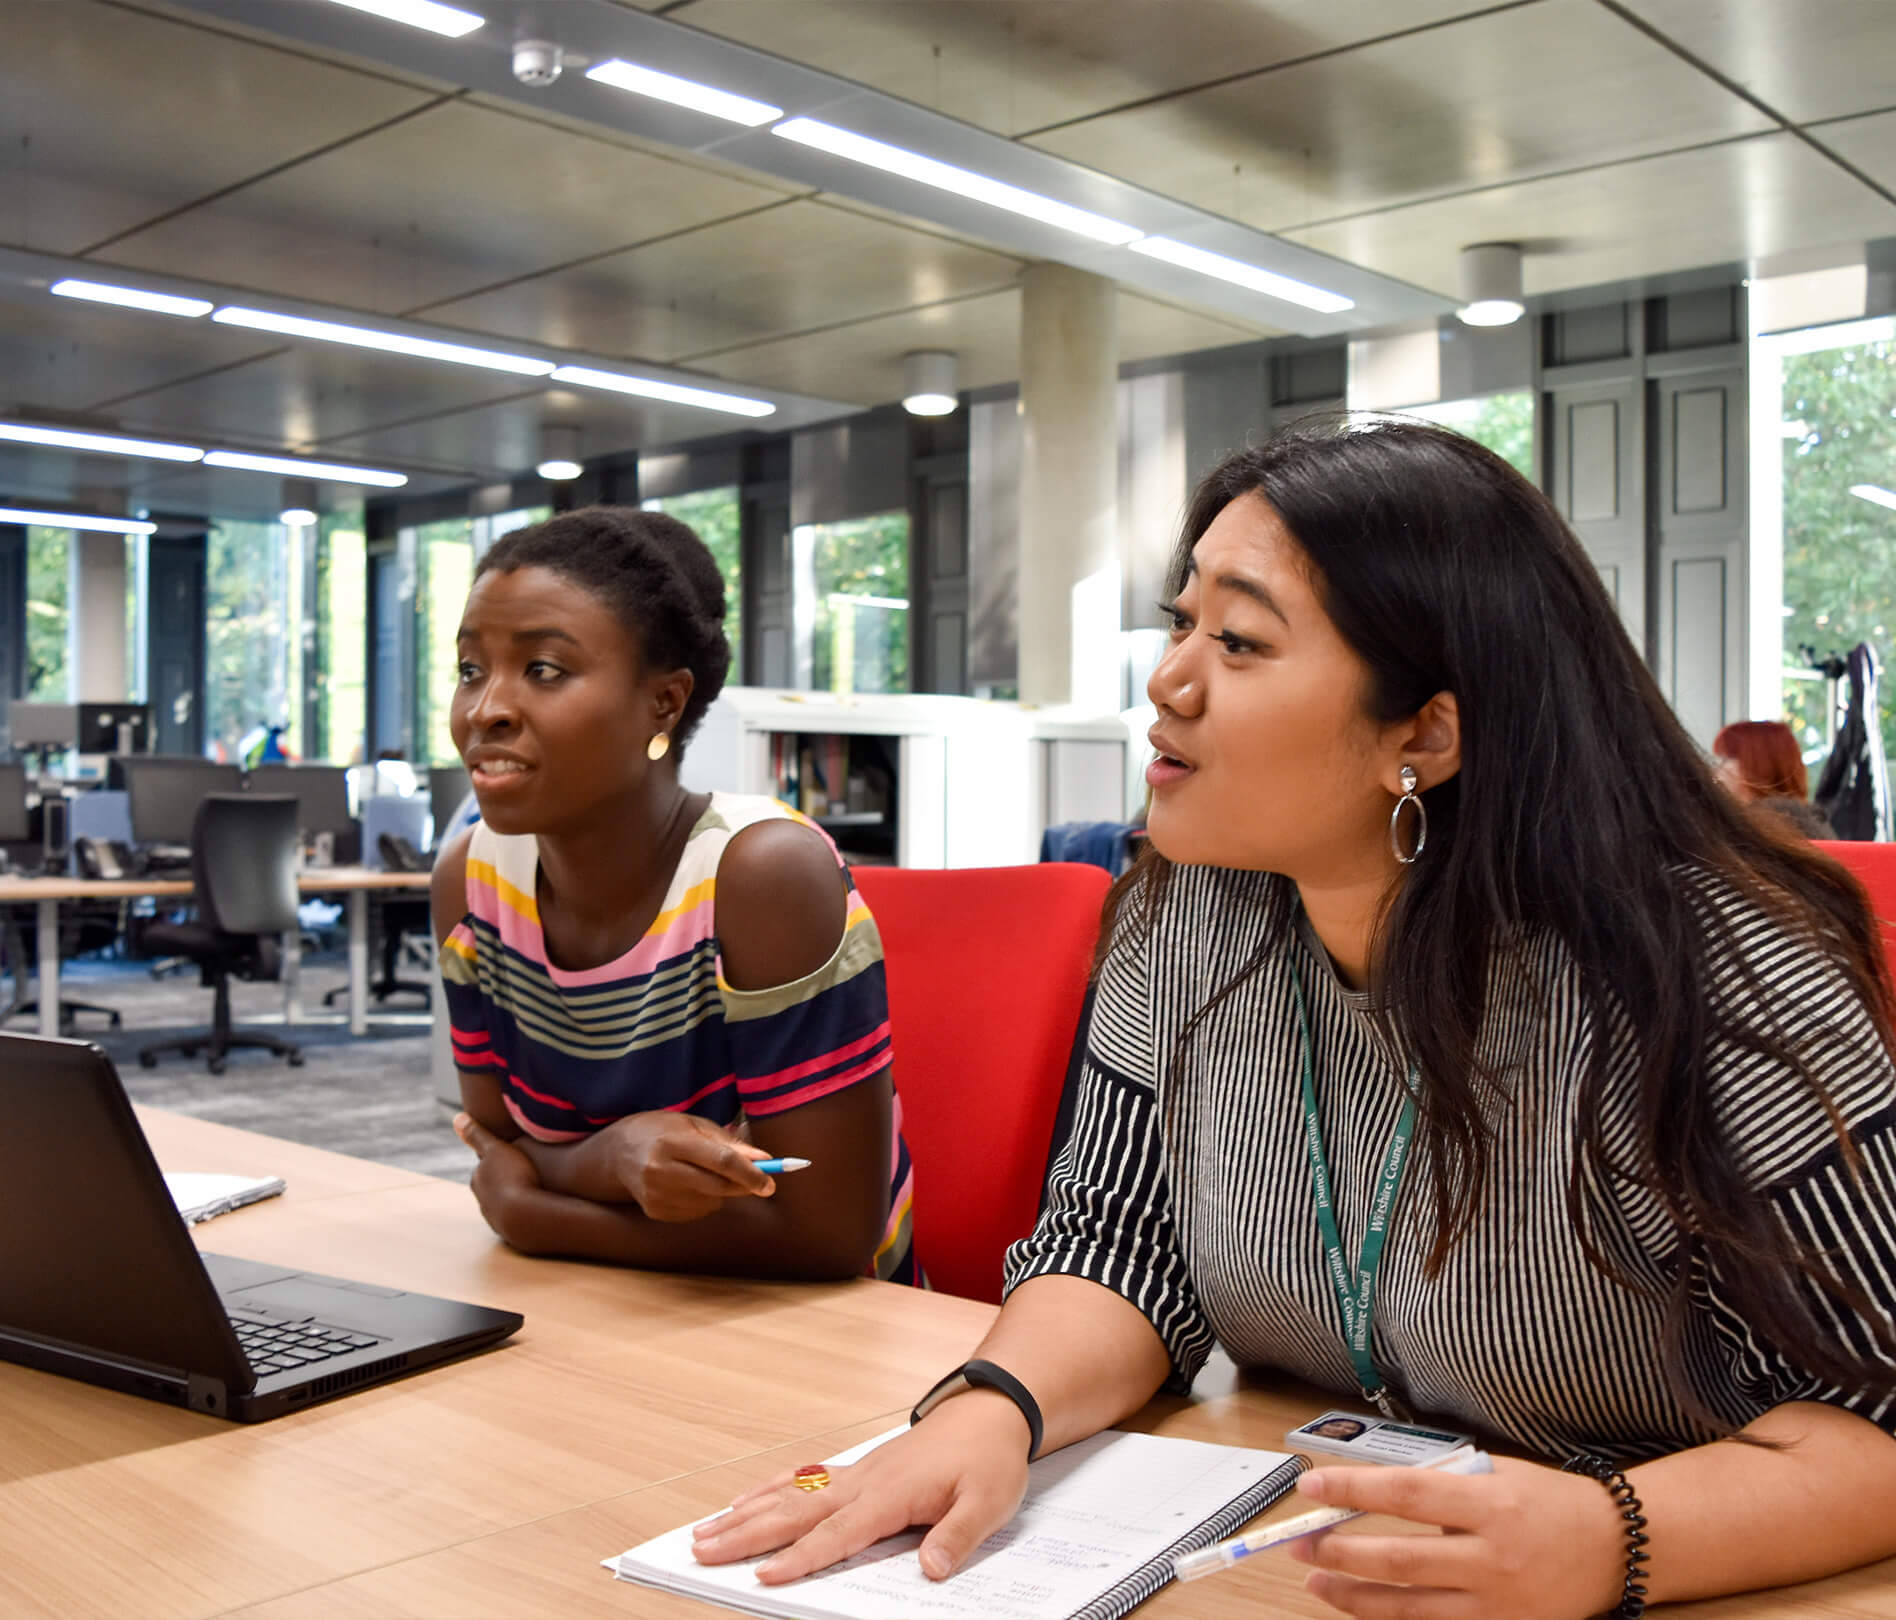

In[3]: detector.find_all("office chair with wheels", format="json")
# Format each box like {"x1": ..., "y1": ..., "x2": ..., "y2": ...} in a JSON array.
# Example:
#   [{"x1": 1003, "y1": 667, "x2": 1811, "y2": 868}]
[
  {"x1": 321, "y1": 832, "x2": 432, "y2": 1010},
  {"x1": 137, "y1": 795, "x2": 304, "y2": 1075},
  {"x1": 851, "y1": 862, "x2": 1110, "y2": 1304}
]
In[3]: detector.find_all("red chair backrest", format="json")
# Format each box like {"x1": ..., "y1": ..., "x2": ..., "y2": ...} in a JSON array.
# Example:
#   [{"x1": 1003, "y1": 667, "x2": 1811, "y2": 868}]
[
  {"x1": 854, "y1": 863, "x2": 1111, "y2": 1304},
  {"x1": 1814, "y1": 840, "x2": 1896, "y2": 979}
]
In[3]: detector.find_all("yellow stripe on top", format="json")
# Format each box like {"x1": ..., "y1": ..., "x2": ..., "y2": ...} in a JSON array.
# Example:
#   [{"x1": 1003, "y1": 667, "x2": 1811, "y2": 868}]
[
  {"x1": 648, "y1": 877, "x2": 716, "y2": 939},
  {"x1": 467, "y1": 856, "x2": 539, "y2": 924}
]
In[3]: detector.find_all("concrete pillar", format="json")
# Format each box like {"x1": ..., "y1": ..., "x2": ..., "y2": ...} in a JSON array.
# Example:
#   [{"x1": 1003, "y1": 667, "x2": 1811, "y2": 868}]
[
  {"x1": 1017, "y1": 263, "x2": 1118, "y2": 708},
  {"x1": 69, "y1": 525, "x2": 129, "y2": 701}
]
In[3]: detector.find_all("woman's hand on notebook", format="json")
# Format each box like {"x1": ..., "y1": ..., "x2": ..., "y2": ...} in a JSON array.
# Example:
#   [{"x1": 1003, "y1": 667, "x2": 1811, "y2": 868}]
[{"x1": 689, "y1": 1390, "x2": 1033, "y2": 1584}]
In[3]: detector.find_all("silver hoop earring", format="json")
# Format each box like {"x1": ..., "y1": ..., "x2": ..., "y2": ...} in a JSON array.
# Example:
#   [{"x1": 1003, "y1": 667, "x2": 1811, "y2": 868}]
[{"x1": 1389, "y1": 763, "x2": 1427, "y2": 865}]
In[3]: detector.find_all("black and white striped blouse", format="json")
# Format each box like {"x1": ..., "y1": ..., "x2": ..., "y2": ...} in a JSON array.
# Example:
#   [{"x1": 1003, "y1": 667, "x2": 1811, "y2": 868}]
[{"x1": 1006, "y1": 864, "x2": 1896, "y2": 1460}]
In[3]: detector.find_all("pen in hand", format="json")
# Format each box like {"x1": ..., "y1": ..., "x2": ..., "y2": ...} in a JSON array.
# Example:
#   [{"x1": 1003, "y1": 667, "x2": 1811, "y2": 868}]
[
  {"x1": 749, "y1": 1157, "x2": 811, "y2": 1175},
  {"x1": 1172, "y1": 1446, "x2": 1495, "y2": 1581}
]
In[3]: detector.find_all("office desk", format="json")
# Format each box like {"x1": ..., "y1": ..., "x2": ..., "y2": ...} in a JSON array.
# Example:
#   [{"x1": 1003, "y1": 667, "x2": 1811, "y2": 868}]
[
  {"x1": 3, "y1": 1113, "x2": 1891, "y2": 1620},
  {"x1": 0, "y1": 867, "x2": 431, "y2": 1039}
]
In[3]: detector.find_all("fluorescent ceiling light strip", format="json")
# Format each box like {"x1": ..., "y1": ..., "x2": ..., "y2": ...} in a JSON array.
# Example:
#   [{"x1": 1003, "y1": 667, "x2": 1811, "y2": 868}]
[
  {"x1": 550, "y1": 365, "x2": 776, "y2": 418},
  {"x1": 211, "y1": 307, "x2": 553, "y2": 376},
  {"x1": 772, "y1": 118, "x2": 1142, "y2": 247},
  {"x1": 1129, "y1": 236, "x2": 1354, "y2": 315},
  {"x1": 50, "y1": 278, "x2": 212, "y2": 318},
  {"x1": 1852, "y1": 485, "x2": 1896, "y2": 513},
  {"x1": 203, "y1": 451, "x2": 408, "y2": 487},
  {"x1": 0, "y1": 420, "x2": 203, "y2": 462},
  {"x1": 322, "y1": 0, "x2": 484, "y2": 38},
  {"x1": 0, "y1": 505, "x2": 156, "y2": 535},
  {"x1": 586, "y1": 59, "x2": 781, "y2": 126}
]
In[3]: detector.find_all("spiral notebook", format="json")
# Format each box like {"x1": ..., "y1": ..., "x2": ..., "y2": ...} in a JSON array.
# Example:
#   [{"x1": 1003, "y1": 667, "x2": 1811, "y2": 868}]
[{"x1": 606, "y1": 1426, "x2": 1308, "y2": 1620}]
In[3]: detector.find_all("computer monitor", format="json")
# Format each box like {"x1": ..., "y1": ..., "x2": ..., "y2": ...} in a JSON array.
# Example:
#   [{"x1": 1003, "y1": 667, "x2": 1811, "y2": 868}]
[
  {"x1": 428, "y1": 762, "x2": 470, "y2": 848},
  {"x1": 123, "y1": 758, "x2": 244, "y2": 847},
  {"x1": 0, "y1": 764, "x2": 29, "y2": 844},
  {"x1": 7, "y1": 702, "x2": 79, "y2": 751},
  {"x1": 245, "y1": 764, "x2": 354, "y2": 835},
  {"x1": 75, "y1": 702, "x2": 152, "y2": 756}
]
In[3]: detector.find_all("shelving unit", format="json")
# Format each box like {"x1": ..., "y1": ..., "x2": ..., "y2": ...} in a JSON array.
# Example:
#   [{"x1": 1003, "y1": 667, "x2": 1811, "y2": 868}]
[{"x1": 688, "y1": 688, "x2": 1137, "y2": 869}]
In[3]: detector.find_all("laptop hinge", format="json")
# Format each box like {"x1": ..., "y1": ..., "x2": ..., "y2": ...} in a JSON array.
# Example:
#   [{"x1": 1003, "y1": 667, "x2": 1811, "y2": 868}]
[{"x1": 186, "y1": 1372, "x2": 232, "y2": 1416}]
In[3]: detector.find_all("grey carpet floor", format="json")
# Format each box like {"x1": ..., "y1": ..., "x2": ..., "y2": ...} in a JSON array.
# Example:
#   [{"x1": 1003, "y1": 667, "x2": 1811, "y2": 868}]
[{"x1": 13, "y1": 951, "x2": 475, "y2": 1184}]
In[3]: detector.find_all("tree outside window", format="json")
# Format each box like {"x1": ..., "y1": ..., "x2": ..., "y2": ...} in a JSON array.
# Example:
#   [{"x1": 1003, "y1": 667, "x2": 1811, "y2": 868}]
[
  {"x1": 1779, "y1": 336, "x2": 1896, "y2": 762},
  {"x1": 793, "y1": 511, "x2": 910, "y2": 695},
  {"x1": 25, "y1": 527, "x2": 70, "y2": 700},
  {"x1": 1405, "y1": 392, "x2": 1536, "y2": 479},
  {"x1": 642, "y1": 487, "x2": 741, "y2": 679}
]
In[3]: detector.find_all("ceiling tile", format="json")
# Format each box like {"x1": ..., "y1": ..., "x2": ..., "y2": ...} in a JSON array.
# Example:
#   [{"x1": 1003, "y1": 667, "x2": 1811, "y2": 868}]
[
  {"x1": 97, "y1": 345, "x2": 539, "y2": 463},
  {"x1": 425, "y1": 199, "x2": 1024, "y2": 365},
  {"x1": 1812, "y1": 110, "x2": 1896, "y2": 197},
  {"x1": 1278, "y1": 133, "x2": 1896, "y2": 300},
  {"x1": 92, "y1": 100, "x2": 789, "y2": 316},
  {"x1": 314, "y1": 387, "x2": 777, "y2": 482},
  {"x1": 668, "y1": 0, "x2": 1484, "y2": 137},
  {"x1": 687, "y1": 286, "x2": 1263, "y2": 406},
  {"x1": 1027, "y1": 0, "x2": 1773, "y2": 232},
  {"x1": 0, "y1": 0, "x2": 436, "y2": 257},
  {"x1": 0, "y1": 284, "x2": 278, "y2": 418},
  {"x1": 1616, "y1": 0, "x2": 1896, "y2": 126}
]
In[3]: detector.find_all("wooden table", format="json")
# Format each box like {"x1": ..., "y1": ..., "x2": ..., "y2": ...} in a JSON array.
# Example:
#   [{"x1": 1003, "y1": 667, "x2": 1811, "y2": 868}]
[
  {"x1": 2, "y1": 1112, "x2": 1891, "y2": 1620},
  {"x1": 0, "y1": 866, "x2": 432, "y2": 1039}
]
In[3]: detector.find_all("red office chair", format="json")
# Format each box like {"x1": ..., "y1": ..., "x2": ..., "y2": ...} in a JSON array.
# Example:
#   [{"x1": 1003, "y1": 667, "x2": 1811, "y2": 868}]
[
  {"x1": 854, "y1": 862, "x2": 1111, "y2": 1304},
  {"x1": 1814, "y1": 840, "x2": 1896, "y2": 978}
]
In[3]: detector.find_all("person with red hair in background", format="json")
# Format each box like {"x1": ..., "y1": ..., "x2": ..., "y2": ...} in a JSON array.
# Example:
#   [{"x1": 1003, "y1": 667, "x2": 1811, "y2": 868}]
[{"x1": 1713, "y1": 719, "x2": 1837, "y2": 839}]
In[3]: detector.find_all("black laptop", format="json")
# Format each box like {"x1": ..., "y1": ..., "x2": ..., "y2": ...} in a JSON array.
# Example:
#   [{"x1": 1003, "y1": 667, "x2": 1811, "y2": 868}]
[{"x1": 0, "y1": 1032, "x2": 522, "y2": 1421}]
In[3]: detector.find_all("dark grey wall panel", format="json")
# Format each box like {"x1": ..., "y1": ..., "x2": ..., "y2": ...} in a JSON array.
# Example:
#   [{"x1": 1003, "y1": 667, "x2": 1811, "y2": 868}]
[
  {"x1": 1653, "y1": 361, "x2": 1746, "y2": 746},
  {"x1": 1550, "y1": 304, "x2": 1630, "y2": 366},
  {"x1": 742, "y1": 486, "x2": 791, "y2": 688},
  {"x1": 1568, "y1": 399, "x2": 1621, "y2": 524},
  {"x1": 1184, "y1": 355, "x2": 1268, "y2": 485},
  {"x1": 0, "y1": 526, "x2": 24, "y2": 708},
  {"x1": 146, "y1": 533, "x2": 206, "y2": 758},
  {"x1": 1671, "y1": 386, "x2": 1728, "y2": 514},
  {"x1": 790, "y1": 411, "x2": 907, "y2": 529}
]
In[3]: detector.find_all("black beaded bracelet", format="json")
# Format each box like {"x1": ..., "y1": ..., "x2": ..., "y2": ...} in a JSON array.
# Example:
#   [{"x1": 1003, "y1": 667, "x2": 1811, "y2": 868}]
[{"x1": 1560, "y1": 1452, "x2": 1650, "y2": 1619}]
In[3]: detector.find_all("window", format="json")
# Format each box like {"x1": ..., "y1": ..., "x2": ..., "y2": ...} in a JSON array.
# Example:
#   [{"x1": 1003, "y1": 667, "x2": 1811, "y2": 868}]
[
  {"x1": 792, "y1": 511, "x2": 910, "y2": 695},
  {"x1": 206, "y1": 518, "x2": 306, "y2": 764},
  {"x1": 415, "y1": 516, "x2": 473, "y2": 767},
  {"x1": 1406, "y1": 392, "x2": 1535, "y2": 479},
  {"x1": 642, "y1": 487, "x2": 742, "y2": 676},
  {"x1": 25, "y1": 526, "x2": 70, "y2": 699},
  {"x1": 1775, "y1": 320, "x2": 1896, "y2": 761},
  {"x1": 317, "y1": 509, "x2": 366, "y2": 764}
]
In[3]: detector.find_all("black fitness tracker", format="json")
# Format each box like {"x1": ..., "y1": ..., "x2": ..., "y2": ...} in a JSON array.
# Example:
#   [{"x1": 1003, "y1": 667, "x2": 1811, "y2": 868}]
[{"x1": 910, "y1": 1358, "x2": 1045, "y2": 1462}]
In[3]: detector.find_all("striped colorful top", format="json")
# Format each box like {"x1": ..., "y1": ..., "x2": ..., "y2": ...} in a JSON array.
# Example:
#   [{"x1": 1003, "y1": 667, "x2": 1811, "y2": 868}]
[{"x1": 439, "y1": 791, "x2": 915, "y2": 1283}]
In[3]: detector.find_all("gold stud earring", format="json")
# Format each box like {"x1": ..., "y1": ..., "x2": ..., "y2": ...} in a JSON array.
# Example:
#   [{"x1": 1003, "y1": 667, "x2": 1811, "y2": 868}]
[{"x1": 646, "y1": 732, "x2": 671, "y2": 763}]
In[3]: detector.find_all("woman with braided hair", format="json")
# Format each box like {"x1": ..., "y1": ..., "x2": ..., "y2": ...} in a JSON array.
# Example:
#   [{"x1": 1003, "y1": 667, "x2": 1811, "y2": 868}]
[{"x1": 433, "y1": 506, "x2": 915, "y2": 1283}]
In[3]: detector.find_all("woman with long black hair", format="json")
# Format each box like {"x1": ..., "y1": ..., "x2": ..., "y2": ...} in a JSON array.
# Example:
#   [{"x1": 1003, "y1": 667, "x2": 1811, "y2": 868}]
[{"x1": 693, "y1": 418, "x2": 1896, "y2": 1615}]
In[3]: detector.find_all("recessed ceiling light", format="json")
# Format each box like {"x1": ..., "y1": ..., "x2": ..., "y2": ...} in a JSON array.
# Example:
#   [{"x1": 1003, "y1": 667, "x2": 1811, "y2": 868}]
[
  {"x1": 549, "y1": 365, "x2": 777, "y2": 418},
  {"x1": 211, "y1": 307, "x2": 554, "y2": 377},
  {"x1": 1127, "y1": 237, "x2": 1354, "y2": 315},
  {"x1": 279, "y1": 507, "x2": 319, "y2": 527},
  {"x1": 321, "y1": 0, "x2": 484, "y2": 38},
  {"x1": 1851, "y1": 484, "x2": 1896, "y2": 513},
  {"x1": 772, "y1": 118, "x2": 1142, "y2": 246},
  {"x1": 585, "y1": 59, "x2": 781, "y2": 126},
  {"x1": 50, "y1": 278, "x2": 212, "y2": 318},
  {"x1": 0, "y1": 420, "x2": 204, "y2": 462},
  {"x1": 0, "y1": 505, "x2": 157, "y2": 535},
  {"x1": 202, "y1": 451, "x2": 408, "y2": 487}
]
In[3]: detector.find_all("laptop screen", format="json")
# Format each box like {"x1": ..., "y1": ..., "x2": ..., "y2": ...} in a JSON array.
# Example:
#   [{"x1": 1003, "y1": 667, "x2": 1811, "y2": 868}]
[{"x1": 0, "y1": 1036, "x2": 251, "y2": 1391}]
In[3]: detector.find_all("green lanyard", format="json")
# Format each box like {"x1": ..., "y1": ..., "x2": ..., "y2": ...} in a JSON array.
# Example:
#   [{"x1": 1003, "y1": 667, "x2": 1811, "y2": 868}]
[{"x1": 1288, "y1": 954, "x2": 1418, "y2": 1421}]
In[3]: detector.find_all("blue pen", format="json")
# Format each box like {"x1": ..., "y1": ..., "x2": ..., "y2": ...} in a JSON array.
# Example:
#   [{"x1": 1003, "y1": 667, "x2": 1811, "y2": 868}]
[{"x1": 749, "y1": 1157, "x2": 811, "y2": 1175}]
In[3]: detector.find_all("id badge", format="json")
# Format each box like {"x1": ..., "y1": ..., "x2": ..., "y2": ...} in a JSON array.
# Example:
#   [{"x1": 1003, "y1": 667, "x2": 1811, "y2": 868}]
[{"x1": 1287, "y1": 1409, "x2": 1475, "y2": 1463}]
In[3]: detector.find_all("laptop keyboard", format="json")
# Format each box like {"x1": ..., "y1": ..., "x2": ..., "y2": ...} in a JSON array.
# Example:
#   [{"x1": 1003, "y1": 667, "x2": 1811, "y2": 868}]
[{"x1": 228, "y1": 1309, "x2": 383, "y2": 1375}]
